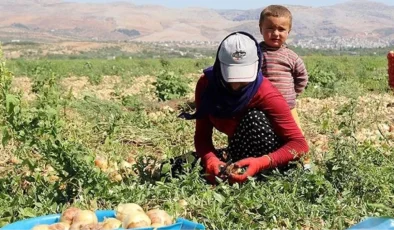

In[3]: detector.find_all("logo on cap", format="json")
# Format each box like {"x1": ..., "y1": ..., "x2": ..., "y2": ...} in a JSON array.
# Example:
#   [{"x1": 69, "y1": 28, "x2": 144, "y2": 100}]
[{"x1": 231, "y1": 50, "x2": 246, "y2": 60}]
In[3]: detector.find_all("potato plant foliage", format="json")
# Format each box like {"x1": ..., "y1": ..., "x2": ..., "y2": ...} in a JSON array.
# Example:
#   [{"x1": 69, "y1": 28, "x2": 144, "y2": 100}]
[
  {"x1": 154, "y1": 70, "x2": 190, "y2": 102},
  {"x1": 1, "y1": 48, "x2": 394, "y2": 230}
]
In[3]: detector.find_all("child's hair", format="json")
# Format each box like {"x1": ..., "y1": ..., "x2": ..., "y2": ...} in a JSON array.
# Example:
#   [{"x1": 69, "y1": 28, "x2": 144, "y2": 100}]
[{"x1": 259, "y1": 5, "x2": 293, "y2": 30}]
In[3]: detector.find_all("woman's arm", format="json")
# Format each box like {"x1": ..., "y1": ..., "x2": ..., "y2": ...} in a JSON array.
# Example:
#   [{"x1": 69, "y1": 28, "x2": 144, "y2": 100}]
[
  {"x1": 194, "y1": 76, "x2": 216, "y2": 158},
  {"x1": 255, "y1": 79, "x2": 309, "y2": 168}
]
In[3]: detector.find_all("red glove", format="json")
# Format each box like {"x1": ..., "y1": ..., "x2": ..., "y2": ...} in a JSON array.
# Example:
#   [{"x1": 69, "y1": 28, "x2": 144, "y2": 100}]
[
  {"x1": 229, "y1": 155, "x2": 272, "y2": 184},
  {"x1": 201, "y1": 152, "x2": 226, "y2": 184}
]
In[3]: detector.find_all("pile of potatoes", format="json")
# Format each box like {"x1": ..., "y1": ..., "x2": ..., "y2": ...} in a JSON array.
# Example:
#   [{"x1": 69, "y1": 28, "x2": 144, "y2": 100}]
[{"x1": 31, "y1": 203, "x2": 173, "y2": 230}]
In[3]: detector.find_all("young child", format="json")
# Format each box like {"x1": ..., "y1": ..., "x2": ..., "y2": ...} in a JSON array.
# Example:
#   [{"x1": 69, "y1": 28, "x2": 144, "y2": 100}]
[{"x1": 258, "y1": 5, "x2": 308, "y2": 133}]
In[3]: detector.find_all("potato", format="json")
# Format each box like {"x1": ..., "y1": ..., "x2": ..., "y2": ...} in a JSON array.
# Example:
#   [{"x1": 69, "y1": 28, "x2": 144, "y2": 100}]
[
  {"x1": 115, "y1": 203, "x2": 144, "y2": 221},
  {"x1": 225, "y1": 164, "x2": 244, "y2": 175},
  {"x1": 48, "y1": 175, "x2": 60, "y2": 183},
  {"x1": 177, "y1": 199, "x2": 188, "y2": 208},
  {"x1": 60, "y1": 207, "x2": 81, "y2": 224},
  {"x1": 94, "y1": 156, "x2": 108, "y2": 171},
  {"x1": 102, "y1": 218, "x2": 122, "y2": 230},
  {"x1": 122, "y1": 211, "x2": 151, "y2": 229},
  {"x1": 72, "y1": 210, "x2": 98, "y2": 225},
  {"x1": 120, "y1": 160, "x2": 133, "y2": 170},
  {"x1": 79, "y1": 223, "x2": 103, "y2": 230},
  {"x1": 127, "y1": 156, "x2": 136, "y2": 164},
  {"x1": 32, "y1": 225, "x2": 50, "y2": 230},
  {"x1": 146, "y1": 209, "x2": 173, "y2": 225},
  {"x1": 49, "y1": 222, "x2": 70, "y2": 230},
  {"x1": 110, "y1": 173, "x2": 122, "y2": 182},
  {"x1": 152, "y1": 223, "x2": 166, "y2": 229},
  {"x1": 69, "y1": 222, "x2": 83, "y2": 230},
  {"x1": 70, "y1": 222, "x2": 100, "y2": 230}
]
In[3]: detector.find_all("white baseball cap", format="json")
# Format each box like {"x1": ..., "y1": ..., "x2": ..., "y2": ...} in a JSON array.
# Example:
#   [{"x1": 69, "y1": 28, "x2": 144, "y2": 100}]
[{"x1": 218, "y1": 33, "x2": 259, "y2": 83}]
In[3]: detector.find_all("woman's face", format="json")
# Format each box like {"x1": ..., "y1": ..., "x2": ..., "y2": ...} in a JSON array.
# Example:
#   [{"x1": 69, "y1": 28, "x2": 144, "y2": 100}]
[{"x1": 228, "y1": 82, "x2": 250, "y2": 91}]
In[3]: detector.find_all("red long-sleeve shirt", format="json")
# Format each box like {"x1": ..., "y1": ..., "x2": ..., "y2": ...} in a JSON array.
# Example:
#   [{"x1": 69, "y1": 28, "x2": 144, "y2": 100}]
[{"x1": 194, "y1": 75, "x2": 309, "y2": 168}]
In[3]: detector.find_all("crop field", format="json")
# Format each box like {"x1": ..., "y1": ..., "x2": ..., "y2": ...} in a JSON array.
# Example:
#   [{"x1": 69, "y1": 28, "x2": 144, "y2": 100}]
[{"x1": 1, "y1": 48, "x2": 394, "y2": 229}]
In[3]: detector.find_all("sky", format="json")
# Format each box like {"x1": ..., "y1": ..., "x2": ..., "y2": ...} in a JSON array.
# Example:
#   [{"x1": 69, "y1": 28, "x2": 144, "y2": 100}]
[{"x1": 67, "y1": 0, "x2": 394, "y2": 10}]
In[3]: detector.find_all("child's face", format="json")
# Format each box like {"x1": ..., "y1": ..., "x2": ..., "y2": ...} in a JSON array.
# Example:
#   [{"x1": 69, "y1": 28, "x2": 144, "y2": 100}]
[{"x1": 260, "y1": 16, "x2": 290, "y2": 48}]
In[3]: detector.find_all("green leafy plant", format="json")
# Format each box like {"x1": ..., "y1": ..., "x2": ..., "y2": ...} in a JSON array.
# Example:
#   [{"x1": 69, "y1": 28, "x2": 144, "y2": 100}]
[
  {"x1": 1, "y1": 47, "x2": 394, "y2": 230},
  {"x1": 154, "y1": 70, "x2": 190, "y2": 101}
]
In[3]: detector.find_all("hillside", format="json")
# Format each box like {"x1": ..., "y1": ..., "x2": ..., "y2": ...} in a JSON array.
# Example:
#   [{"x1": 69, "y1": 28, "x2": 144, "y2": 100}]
[{"x1": 0, "y1": 0, "x2": 393, "y2": 47}]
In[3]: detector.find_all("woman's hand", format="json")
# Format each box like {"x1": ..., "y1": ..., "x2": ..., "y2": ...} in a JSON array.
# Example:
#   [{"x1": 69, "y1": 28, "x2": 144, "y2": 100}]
[
  {"x1": 202, "y1": 153, "x2": 226, "y2": 184},
  {"x1": 229, "y1": 155, "x2": 271, "y2": 184}
]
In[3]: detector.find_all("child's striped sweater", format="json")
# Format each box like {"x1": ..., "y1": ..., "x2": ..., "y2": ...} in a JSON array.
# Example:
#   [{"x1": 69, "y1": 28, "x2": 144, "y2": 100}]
[{"x1": 259, "y1": 42, "x2": 308, "y2": 109}]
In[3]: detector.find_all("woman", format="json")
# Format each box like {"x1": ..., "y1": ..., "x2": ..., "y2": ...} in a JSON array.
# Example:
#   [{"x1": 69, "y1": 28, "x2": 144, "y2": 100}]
[{"x1": 180, "y1": 31, "x2": 309, "y2": 184}]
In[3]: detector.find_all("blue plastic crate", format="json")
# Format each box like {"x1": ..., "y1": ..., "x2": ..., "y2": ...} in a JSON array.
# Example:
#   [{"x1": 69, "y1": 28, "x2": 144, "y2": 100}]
[
  {"x1": 347, "y1": 217, "x2": 394, "y2": 230},
  {"x1": 0, "y1": 210, "x2": 205, "y2": 230}
]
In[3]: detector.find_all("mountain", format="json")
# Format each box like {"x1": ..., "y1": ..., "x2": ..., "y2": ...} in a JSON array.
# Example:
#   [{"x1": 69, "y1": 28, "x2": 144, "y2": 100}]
[{"x1": 0, "y1": 0, "x2": 394, "y2": 48}]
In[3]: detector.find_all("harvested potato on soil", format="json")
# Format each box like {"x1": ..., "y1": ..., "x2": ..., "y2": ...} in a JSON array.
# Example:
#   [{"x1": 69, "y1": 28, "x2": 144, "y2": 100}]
[
  {"x1": 120, "y1": 160, "x2": 133, "y2": 170},
  {"x1": 127, "y1": 156, "x2": 136, "y2": 164},
  {"x1": 115, "y1": 203, "x2": 144, "y2": 221},
  {"x1": 177, "y1": 199, "x2": 188, "y2": 208},
  {"x1": 94, "y1": 156, "x2": 108, "y2": 171},
  {"x1": 146, "y1": 209, "x2": 173, "y2": 226},
  {"x1": 109, "y1": 172, "x2": 123, "y2": 182},
  {"x1": 122, "y1": 211, "x2": 152, "y2": 229}
]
